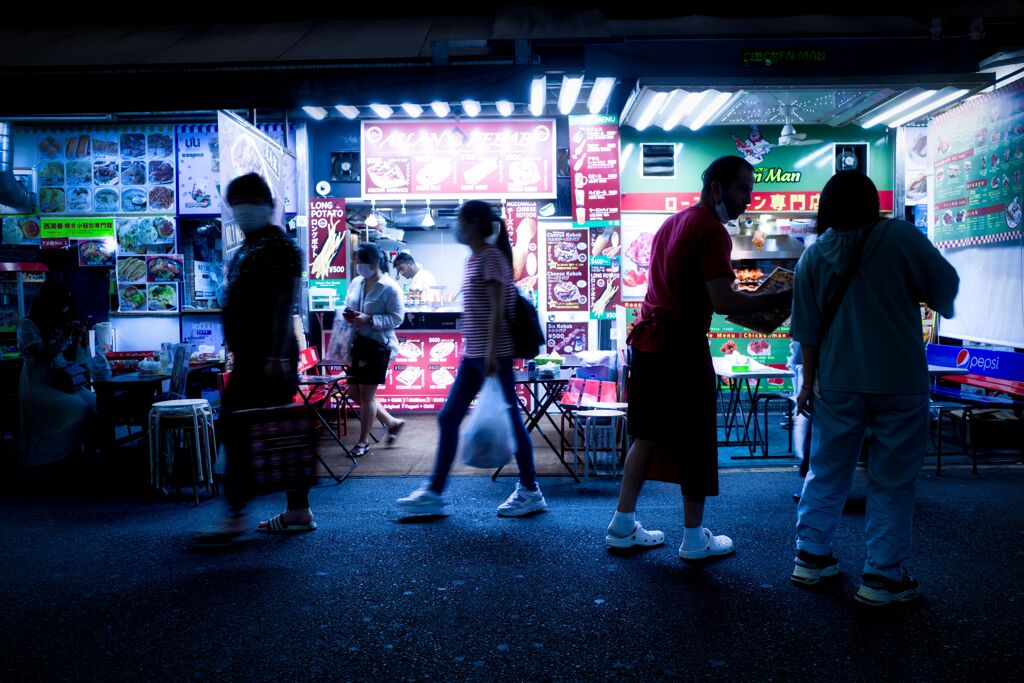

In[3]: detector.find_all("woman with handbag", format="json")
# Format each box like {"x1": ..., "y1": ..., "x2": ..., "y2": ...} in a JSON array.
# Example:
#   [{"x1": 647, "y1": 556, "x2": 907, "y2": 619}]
[
  {"x1": 16, "y1": 281, "x2": 97, "y2": 467},
  {"x1": 396, "y1": 200, "x2": 546, "y2": 518},
  {"x1": 343, "y1": 242, "x2": 406, "y2": 457}
]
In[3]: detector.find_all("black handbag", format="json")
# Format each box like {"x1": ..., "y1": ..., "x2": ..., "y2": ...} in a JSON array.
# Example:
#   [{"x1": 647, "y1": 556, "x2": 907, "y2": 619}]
[
  {"x1": 54, "y1": 362, "x2": 89, "y2": 393},
  {"x1": 512, "y1": 293, "x2": 545, "y2": 360}
]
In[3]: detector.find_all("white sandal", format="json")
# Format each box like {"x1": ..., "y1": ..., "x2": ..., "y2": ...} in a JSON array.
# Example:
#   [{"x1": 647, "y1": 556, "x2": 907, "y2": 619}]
[
  {"x1": 678, "y1": 528, "x2": 735, "y2": 561},
  {"x1": 605, "y1": 522, "x2": 666, "y2": 549}
]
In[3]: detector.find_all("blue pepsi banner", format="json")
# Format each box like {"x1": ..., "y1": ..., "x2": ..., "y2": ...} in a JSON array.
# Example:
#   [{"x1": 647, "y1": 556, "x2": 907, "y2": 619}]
[{"x1": 927, "y1": 344, "x2": 1024, "y2": 383}]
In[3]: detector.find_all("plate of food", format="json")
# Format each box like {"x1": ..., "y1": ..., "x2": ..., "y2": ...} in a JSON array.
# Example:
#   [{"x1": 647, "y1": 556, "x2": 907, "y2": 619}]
[
  {"x1": 430, "y1": 368, "x2": 456, "y2": 387},
  {"x1": 66, "y1": 161, "x2": 92, "y2": 186},
  {"x1": 38, "y1": 135, "x2": 63, "y2": 160},
  {"x1": 120, "y1": 134, "x2": 146, "y2": 159},
  {"x1": 397, "y1": 340, "x2": 424, "y2": 360},
  {"x1": 624, "y1": 232, "x2": 655, "y2": 268},
  {"x1": 1006, "y1": 197, "x2": 1022, "y2": 229},
  {"x1": 147, "y1": 255, "x2": 183, "y2": 282},
  {"x1": 39, "y1": 188, "x2": 65, "y2": 213},
  {"x1": 147, "y1": 284, "x2": 178, "y2": 312},
  {"x1": 39, "y1": 161, "x2": 65, "y2": 186},
  {"x1": 552, "y1": 281, "x2": 580, "y2": 303},
  {"x1": 118, "y1": 285, "x2": 146, "y2": 312},
  {"x1": 906, "y1": 174, "x2": 928, "y2": 201},
  {"x1": 120, "y1": 161, "x2": 145, "y2": 186},
  {"x1": 416, "y1": 160, "x2": 453, "y2": 187},
  {"x1": 2, "y1": 217, "x2": 41, "y2": 245},
  {"x1": 117, "y1": 218, "x2": 158, "y2": 254},
  {"x1": 93, "y1": 161, "x2": 118, "y2": 186},
  {"x1": 429, "y1": 340, "x2": 456, "y2": 360},
  {"x1": 367, "y1": 159, "x2": 409, "y2": 190},
  {"x1": 65, "y1": 135, "x2": 90, "y2": 159},
  {"x1": 148, "y1": 161, "x2": 174, "y2": 185},
  {"x1": 147, "y1": 133, "x2": 173, "y2": 158},
  {"x1": 122, "y1": 189, "x2": 147, "y2": 213},
  {"x1": 67, "y1": 187, "x2": 92, "y2": 212},
  {"x1": 92, "y1": 136, "x2": 119, "y2": 158},
  {"x1": 94, "y1": 189, "x2": 119, "y2": 213},
  {"x1": 747, "y1": 339, "x2": 771, "y2": 356},
  {"x1": 78, "y1": 239, "x2": 115, "y2": 267},
  {"x1": 116, "y1": 257, "x2": 147, "y2": 283},
  {"x1": 508, "y1": 160, "x2": 541, "y2": 187},
  {"x1": 149, "y1": 187, "x2": 174, "y2": 211},
  {"x1": 553, "y1": 241, "x2": 579, "y2": 263},
  {"x1": 153, "y1": 217, "x2": 175, "y2": 239},
  {"x1": 395, "y1": 365, "x2": 424, "y2": 388}
]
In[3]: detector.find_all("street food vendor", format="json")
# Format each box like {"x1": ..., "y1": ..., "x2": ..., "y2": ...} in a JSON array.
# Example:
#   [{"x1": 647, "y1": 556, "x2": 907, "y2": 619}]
[{"x1": 393, "y1": 252, "x2": 438, "y2": 292}]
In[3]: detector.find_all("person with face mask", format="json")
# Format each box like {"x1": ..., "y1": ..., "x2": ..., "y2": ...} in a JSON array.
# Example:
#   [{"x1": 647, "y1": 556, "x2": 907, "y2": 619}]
[
  {"x1": 396, "y1": 200, "x2": 545, "y2": 518},
  {"x1": 196, "y1": 173, "x2": 312, "y2": 546},
  {"x1": 604, "y1": 156, "x2": 792, "y2": 561},
  {"x1": 341, "y1": 242, "x2": 406, "y2": 457}
]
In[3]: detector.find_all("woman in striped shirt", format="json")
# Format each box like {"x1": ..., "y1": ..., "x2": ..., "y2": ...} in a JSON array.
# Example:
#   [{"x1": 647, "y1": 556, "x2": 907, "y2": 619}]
[{"x1": 397, "y1": 201, "x2": 546, "y2": 517}]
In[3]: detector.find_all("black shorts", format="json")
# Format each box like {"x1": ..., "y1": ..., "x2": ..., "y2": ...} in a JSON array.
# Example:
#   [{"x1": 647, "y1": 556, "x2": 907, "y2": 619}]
[
  {"x1": 627, "y1": 346, "x2": 719, "y2": 497},
  {"x1": 348, "y1": 335, "x2": 392, "y2": 386}
]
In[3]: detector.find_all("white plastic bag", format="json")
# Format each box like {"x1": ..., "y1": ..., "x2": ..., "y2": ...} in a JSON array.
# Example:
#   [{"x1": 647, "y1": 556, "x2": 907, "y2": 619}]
[
  {"x1": 88, "y1": 351, "x2": 112, "y2": 382},
  {"x1": 326, "y1": 314, "x2": 354, "y2": 365},
  {"x1": 458, "y1": 376, "x2": 516, "y2": 469}
]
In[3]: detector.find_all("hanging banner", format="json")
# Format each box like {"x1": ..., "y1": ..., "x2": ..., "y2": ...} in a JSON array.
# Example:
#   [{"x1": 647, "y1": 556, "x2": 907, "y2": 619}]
[
  {"x1": 361, "y1": 120, "x2": 557, "y2": 199},
  {"x1": 930, "y1": 80, "x2": 1024, "y2": 248},
  {"x1": 218, "y1": 111, "x2": 291, "y2": 262},
  {"x1": 505, "y1": 200, "x2": 540, "y2": 304},
  {"x1": 545, "y1": 227, "x2": 589, "y2": 312},
  {"x1": 569, "y1": 114, "x2": 621, "y2": 228},
  {"x1": 589, "y1": 226, "x2": 621, "y2": 319}
]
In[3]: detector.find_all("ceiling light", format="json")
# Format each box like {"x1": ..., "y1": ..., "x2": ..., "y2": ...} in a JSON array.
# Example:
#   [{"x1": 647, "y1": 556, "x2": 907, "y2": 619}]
[
  {"x1": 369, "y1": 104, "x2": 394, "y2": 119},
  {"x1": 334, "y1": 105, "x2": 360, "y2": 119},
  {"x1": 687, "y1": 91, "x2": 732, "y2": 131},
  {"x1": 422, "y1": 199, "x2": 435, "y2": 228},
  {"x1": 558, "y1": 75, "x2": 584, "y2": 115},
  {"x1": 634, "y1": 91, "x2": 669, "y2": 131},
  {"x1": 301, "y1": 106, "x2": 328, "y2": 121},
  {"x1": 462, "y1": 100, "x2": 482, "y2": 117},
  {"x1": 661, "y1": 91, "x2": 704, "y2": 130},
  {"x1": 496, "y1": 100, "x2": 515, "y2": 117},
  {"x1": 587, "y1": 77, "x2": 616, "y2": 114},
  {"x1": 401, "y1": 103, "x2": 424, "y2": 118},
  {"x1": 365, "y1": 212, "x2": 379, "y2": 228},
  {"x1": 430, "y1": 101, "x2": 451, "y2": 117},
  {"x1": 530, "y1": 77, "x2": 547, "y2": 117},
  {"x1": 860, "y1": 90, "x2": 935, "y2": 128},
  {"x1": 887, "y1": 88, "x2": 970, "y2": 127}
]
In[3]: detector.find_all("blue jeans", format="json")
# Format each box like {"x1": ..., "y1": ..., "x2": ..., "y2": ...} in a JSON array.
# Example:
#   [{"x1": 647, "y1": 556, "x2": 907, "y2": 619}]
[
  {"x1": 796, "y1": 390, "x2": 930, "y2": 581},
  {"x1": 430, "y1": 357, "x2": 536, "y2": 494}
]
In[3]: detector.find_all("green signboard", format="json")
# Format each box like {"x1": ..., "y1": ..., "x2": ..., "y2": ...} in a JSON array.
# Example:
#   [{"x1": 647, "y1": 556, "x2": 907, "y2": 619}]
[{"x1": 40, "y1": 217, "x2": 115, "y2": 240}]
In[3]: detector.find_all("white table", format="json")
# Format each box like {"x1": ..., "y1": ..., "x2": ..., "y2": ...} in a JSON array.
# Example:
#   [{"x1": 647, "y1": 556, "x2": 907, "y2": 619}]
[
  {"x1": 929, "y1": 365, "x2": 969, "y2": 377},
  {"x1": 713, "y1": 357, "x2": 794, "y2": 460}
]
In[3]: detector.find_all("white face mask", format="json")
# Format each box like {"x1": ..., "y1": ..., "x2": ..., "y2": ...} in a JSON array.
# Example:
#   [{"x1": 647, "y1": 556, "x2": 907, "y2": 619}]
[
  {"x1": 355, "y1": 263, "x2": 377, "y2": 279},
  {"x1": 714, "y1": 198, "x2": 731, "y2": 223},
  {"x1": 232, "y1": 204, "x2": 273, "y2": 233}
]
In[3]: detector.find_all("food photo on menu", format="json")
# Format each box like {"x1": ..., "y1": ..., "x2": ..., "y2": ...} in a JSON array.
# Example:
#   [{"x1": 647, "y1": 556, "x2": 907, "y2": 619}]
[
  {"x1": 77, "y1": 239, "x2": 115, "y2": 268},
  {"x1": 147, "y1": 283, "x2": 179, "y2": 312}
]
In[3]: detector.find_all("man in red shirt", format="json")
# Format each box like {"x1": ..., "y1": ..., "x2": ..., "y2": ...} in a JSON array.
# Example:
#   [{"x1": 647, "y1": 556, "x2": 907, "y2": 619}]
[{"x1": 605, "y1": 156, "x2": 792, "y2": 560}]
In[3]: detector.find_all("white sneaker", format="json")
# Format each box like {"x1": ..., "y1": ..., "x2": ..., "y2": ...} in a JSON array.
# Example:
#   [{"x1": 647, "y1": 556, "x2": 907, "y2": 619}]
[
  {"x1": 605, "y1": 522, "x2": 666, "y2": 549},
  {"x1": 678, "y1": 528, "x2": 735, "y2": 561},
  {"x1": 496, "y1": 483, "x2": 548, "y2": 517},
  {"x1": 396, "y1": 487, "x2": 451, "y2": 516}
]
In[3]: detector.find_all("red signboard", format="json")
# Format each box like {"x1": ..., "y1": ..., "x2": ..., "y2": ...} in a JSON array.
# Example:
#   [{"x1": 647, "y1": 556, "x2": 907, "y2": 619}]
[
  {"x1": 505, "y1": 200, "x2": 540, "y2": 301},
  {"x1": 308, "y1": 198, "x2": 347, "y2": 280},
  {"x1": 569, "y1": 115, "x2": 621, "y2": 228},
  {"x1": 361, "y1": 120, "x2": 557, "y2": 199},
  {"x1": 376, "y1": 331, "x2": 462, "y2": 412},
  {"x1": 545, "y1": 228, "x2": 589, "y2": 312},
  {"x1": 621, "y1": 191, "x2": 894, "y2": 214},
  {"x1": 41, "y1": 237, "x2": 69, "y2": 250}
]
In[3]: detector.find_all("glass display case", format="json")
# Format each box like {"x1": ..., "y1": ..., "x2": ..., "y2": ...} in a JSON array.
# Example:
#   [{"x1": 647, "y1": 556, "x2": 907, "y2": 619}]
[{"x1": 0, "y1": 263, "x2": 48, "y2": 358}]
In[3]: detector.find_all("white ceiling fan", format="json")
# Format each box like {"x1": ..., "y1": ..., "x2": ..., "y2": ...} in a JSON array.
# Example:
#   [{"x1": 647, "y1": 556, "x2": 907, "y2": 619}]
[{"x1": 775, "y1": 100, "x2": 824, "y2": 146}]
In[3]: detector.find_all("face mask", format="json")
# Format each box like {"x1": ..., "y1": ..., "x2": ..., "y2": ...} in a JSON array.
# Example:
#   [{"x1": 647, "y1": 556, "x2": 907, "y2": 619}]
[
  {"x1": 233, "y1": 204, "x2": 273, "y2": 233},
  {"x1": 714, "y1": 199, "x2": 732, "y2": 223},
  {"x1": 355, "y1": 263, "x2": 376, "y2": 279}
]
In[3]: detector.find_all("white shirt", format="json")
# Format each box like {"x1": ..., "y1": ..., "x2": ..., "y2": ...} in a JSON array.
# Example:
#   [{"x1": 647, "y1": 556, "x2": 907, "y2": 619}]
[{"x1": 398, "y1": 268, "x2": 437, "y2": 291}]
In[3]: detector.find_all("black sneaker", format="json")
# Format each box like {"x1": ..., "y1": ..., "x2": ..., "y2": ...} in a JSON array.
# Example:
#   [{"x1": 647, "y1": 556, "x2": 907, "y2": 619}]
[
  {"x1": 855, "y1": 569, "x2": 920, "y2": 606},
  {"x1": 791, "y1": 550, "x2": 840, "y2": 586}
]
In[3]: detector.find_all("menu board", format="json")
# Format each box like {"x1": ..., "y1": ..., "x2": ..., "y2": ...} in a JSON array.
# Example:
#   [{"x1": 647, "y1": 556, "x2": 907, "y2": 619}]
[
  {"x1": 589, "y1": 227, "x2": 621, "y2": 319},
  {"x1": 620, "y1": 213, "x2": 664, "y2": 301},
  {"x1": 505, "y1": 201, "x2": 540, "y2": 303},
  {"x1": 931, "y1": 80, "x2": 1024, "y2": 248},
  {"x1": 176, "y1": 123, "x2": 298, "y2": 217},
  {"x1": 376, "y1": 332, "x2": 462, "y2": 412},
  {"x1": 115, "y1": 216, "x2": 177, "y2": 255},
  {"x1": 545, "y1": 228, "x2": 589, "y2": 312},
  {"x1": 361, "y1": 120, "x2": 557, "y2": 199},
  {"x1": 36, "y1": 126, "x2": 176, "y2": 216},
  {"x1": 546, "y1": 322, "x2": 589, "y2": 355},
  {"x1": 708, "y1": 315, "x2": 792, "y2": 394},
  {"x1": 569, "y1": 114, "x2": 622, "y2": 228},
  {"x1": 114, "y1": 252, "x2": 183, "y2": 312}
]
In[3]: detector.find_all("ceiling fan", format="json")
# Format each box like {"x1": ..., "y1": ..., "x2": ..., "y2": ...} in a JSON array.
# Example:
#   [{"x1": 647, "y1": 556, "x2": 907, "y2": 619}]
[{"x1": 775, "y1": 100, "x2": 824, "y2": 146}]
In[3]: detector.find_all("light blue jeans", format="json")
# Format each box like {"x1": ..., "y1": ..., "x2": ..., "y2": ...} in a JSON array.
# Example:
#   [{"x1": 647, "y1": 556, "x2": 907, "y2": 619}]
[{"x1": 796, "y1": 390, "x2": 930, "y2": 581}]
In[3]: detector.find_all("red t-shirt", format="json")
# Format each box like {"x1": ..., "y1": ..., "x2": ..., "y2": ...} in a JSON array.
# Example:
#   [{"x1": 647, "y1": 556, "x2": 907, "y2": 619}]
[{"x1": 630, "y1": 204, "x2": 734, "y2": 352}]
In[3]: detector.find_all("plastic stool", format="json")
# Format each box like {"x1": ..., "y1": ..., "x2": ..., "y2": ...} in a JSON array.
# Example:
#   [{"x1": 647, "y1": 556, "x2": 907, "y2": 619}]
[
  {"x1": 148, "y1": 399, "x2": 217, "y2": 505},
  {"x1": 574, "y1": 409, "x2": 627, "y2": 482}
]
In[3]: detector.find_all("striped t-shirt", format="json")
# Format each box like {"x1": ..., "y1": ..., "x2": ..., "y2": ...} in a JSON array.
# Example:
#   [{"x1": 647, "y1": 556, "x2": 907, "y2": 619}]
[{"x1": 461, "y1": 245, "x2": 516, "y2": 358}]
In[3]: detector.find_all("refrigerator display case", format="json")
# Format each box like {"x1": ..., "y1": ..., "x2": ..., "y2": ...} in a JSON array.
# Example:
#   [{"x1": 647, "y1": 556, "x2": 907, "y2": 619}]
[{"x1": 0, "y1": 263, "x2": 47, "y2": 358}]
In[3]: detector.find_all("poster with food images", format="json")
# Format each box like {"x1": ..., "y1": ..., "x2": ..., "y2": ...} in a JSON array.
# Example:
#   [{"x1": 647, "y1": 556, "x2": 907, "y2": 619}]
[
  {"x1": 505, "y1": 201, "x2": 540, "y2": 302},
  {"x1": 361, "y1": 120, "x2": 557, "y2": 199},
  {"x1": 546, "y1": 322, "x2": 589, "y2": 355},
  {"x1": 115, "y1": 216, "x2": 176, "y2": 255},
  {"x1": 35, "y1": 125, "x2": 175, "y2": 216},
  {"x1": 708, "y1": 315, "x2": 793, "y2": 394},
  {"x1": 308, "y1": 198, "x2": 348, "y2": 281},
  {"x1": 176, "y1": 123, "x2": 298, "y2": 216},
  {"x1": 2, "y1": 216, "x2": 42, "y2": 245},
  {"x1": 545, "y1": 228, "x2": 589, "y2": 312},
  {"x1": 930, "y1": 79, "x2": 1024, "y2": 248},
  {"x1": 145, "y1": 255, "x2": 184, "y2": 283},
  {"x1": 77, "y1": 239, "x2": 115, "y2": 267},
  {"x1": 620, "y1": 213, "x2": 664, "y2": 301},
  {"x1": 569, "y1": 114, "x2": 622, "y2": 228},
  {"x1": 904, "y1": 126, "x2": 929, "y2": 206},
  {"x1": 374, "y1": 332, "x2": 463, "y2": 412},
  {"x1": 589, "y1": 227, "x2": 621, "y2": 319}
]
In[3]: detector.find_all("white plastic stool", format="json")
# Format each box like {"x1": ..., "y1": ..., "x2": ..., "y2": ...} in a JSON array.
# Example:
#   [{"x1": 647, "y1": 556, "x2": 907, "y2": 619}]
[
  {"x1": 574, "y1": 409, "x2": 627, "y2": 482},
  {"x1": 148, "y1": 399, "x2": 217, "y2": 505}
]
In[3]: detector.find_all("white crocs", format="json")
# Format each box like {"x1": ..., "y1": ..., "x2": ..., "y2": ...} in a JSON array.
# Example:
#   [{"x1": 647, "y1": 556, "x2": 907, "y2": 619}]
[
  {"x1": 678, "y1": 528, "x2": 735, "y2": 561},
  {"x1": 605, "y1": 522, "x2": 666, "y2": 549}
]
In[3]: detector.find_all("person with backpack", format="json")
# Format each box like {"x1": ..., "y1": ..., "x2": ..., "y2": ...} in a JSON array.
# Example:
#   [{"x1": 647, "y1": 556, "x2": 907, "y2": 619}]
[{"x1": 396, "y1": 201, "x2": 546, "y2": 517}]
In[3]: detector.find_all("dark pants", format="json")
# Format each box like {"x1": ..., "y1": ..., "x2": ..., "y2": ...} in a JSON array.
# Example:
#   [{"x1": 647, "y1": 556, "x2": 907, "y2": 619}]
[
  {"x1": 429, "y1": 357, "x2": 536, "y2": 494},
  {"x1": 223, "y1": 359, "x2": 308, "y2": 513}
]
